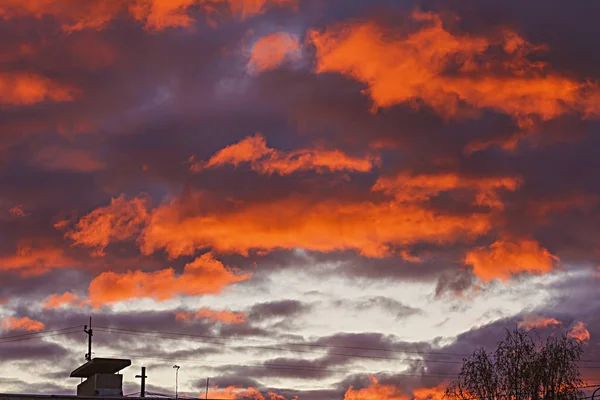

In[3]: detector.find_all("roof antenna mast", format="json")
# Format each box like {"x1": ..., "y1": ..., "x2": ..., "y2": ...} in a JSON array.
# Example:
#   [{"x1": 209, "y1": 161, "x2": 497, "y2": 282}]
[{"x1": 84, "y1": 316, "x2": 93, "y2": 362}]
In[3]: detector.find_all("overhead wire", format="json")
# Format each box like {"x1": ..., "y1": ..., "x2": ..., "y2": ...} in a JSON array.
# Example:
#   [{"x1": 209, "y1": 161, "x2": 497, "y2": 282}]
[
  {"x1": 0, "y1": 324, "x2": 597, "y2": 400},
  {"x1": 0, "y1": 325, "x2": 84, "y2": 341},
  {"x1": 3, "y1": 324, "x2": 596, "y2": 368},
  {"x1": 94, "y1": 325, "x2": 472, "y2": 357},
  {"x1": 0, "y1": 326, "x2": 84, "y2": 344},
  {"x1": 94, "y1": 351, "x2": 460, "y2": 378},
  {"x1": 0, "y1": 323, "x2": 598, "y2": 391},
  {"x1": 94, "y1": 326, "x2": 466, "y2": 364},
  {"x1": 94, "y1": 326, "x2": 600, "y2": 369}
]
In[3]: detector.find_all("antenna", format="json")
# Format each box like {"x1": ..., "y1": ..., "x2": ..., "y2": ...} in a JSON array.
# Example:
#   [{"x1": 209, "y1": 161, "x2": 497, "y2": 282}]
[{"x1": 83, "y1": 316, "x2": 93, "y2": 362}]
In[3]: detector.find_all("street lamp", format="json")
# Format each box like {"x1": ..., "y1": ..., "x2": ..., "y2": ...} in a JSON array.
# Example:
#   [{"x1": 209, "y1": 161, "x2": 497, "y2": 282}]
[{"x1": 173, "y1": 365, "x2": 181, "y2": 399}]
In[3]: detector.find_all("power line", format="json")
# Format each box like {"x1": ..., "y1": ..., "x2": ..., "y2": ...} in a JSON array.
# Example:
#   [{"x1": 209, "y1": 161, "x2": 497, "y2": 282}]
[
  {"x1": 0, "y1": 323, "x2": 596, "y2": 387},
  {"x1": 108, "y1": 355, "x2": 600, "y2": 385},
  {"x1": 0, "y1": 329, "x2": 83, "y2": 344},
  {"x1": 8, "y1": 324, "x2": 596, "y2": 369},
  {"x1": 94, "y1": 327, "x2": 465, "y2": 365},
  {"x1": 0, "y1": 323, "x2": 594, "y2": 400},
  {"x1": 94, "y1": 325, "x2": 600, "y2": 364},
  {"x1": 0, "y1": 325, "x2": 83, "y2": 341},
  {"x1": 94, "y1": 327, "x2": 600, "y2": 369},
  {"x1": 94, "y1": 352, "x2": 459, "y2": 378},
  {"x1": 94, "y1": 325, "x2": 471, "y2": 358}
]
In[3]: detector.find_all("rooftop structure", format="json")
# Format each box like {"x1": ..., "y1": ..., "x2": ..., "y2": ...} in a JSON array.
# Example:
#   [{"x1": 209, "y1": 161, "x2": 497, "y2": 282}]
[
  {"x1": 70, "y1": 359, "x2": 131, "y2": 378},
  {"x1": 70, "y1": 358, "x2": 131, "y2": 397},
  {"x1": 0, "y1": 395, "x2": 229, "y2": 400}
]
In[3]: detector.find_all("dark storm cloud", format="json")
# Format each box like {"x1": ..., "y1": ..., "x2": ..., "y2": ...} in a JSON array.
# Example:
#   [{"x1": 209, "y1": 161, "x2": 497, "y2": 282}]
[
  {"x1": 420, "y1": 0, "x2": 600, "y2": 80},
  {"x1": 212, "y1": 356, "x2": 339, "y2": 380},
  {"x1": 0, "y1": 342, "x2": 68, "y2": 362},
  {"x1": 4, "y1": 0, "x2": 596, "y2": 288},
  {"x1": 3, "y1": 380, "x2": 74, "y2": 396},
  {"x1": 332, "y1": 296, "x2": 422, "y2": 319},
  {"x1": 197, "y1": 375, "x2": 262, "y2": 391},
  {"x1": 418, "y1": 282, "x2": 600, "y2": 380},
  {"x1": 248, "y1": 300, "x2": 312, "y2": 321},
  {"x1": 0, "y1": 269, "x2": 88, "y2": 302},
  {"x1": 181, "y1": 330, "x2": 446, "y2": 382},
  {"x1": 307, "y1": 248, "x2": 468, "y2": 283},
  {"x1": 354, "y1": 297, "x2": 422, "y2": 319},
  {"x1": 434, "y1": 269, "x2": 476, "y2": 298},
  {"x1": 32, "y1": 309, "x2": 271, "y2": 346}
]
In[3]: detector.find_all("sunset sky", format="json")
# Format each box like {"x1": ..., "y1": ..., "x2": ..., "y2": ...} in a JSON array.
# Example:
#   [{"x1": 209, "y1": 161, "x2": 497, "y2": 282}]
[{"x1": 1, "y1": 0, "x2": 600, "y2": 399}]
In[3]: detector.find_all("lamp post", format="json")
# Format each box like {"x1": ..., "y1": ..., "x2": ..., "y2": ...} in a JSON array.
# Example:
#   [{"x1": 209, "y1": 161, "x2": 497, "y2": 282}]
[{"x1": 173, "y1": 365, "x2": 180, "y2": 399}]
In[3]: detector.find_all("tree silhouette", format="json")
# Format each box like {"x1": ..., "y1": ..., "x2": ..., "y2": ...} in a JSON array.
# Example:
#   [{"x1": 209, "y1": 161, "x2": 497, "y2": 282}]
[{"x1": 445, "y1": 329, "x2": 584, "y2": 400}]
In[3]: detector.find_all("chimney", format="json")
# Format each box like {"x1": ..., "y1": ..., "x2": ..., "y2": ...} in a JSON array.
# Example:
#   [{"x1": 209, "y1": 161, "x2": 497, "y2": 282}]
[{"x1": 70, "y1": 358, "x2": 132, "y2": 397}]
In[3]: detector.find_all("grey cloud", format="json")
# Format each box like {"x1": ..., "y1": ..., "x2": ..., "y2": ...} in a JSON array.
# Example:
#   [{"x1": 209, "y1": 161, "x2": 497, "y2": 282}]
[
  {"x1": 334, "y1": 296, "x2": 423, "y2": 319},
  {"x1": 248, "y1": 300, "x2": 312, "y2": 321}
]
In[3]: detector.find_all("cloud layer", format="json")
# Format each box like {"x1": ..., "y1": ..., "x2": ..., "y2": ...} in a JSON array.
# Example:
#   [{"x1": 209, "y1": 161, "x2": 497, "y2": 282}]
[{"x1": 1, "y1": 0, "x2": 600, "y2": 397}]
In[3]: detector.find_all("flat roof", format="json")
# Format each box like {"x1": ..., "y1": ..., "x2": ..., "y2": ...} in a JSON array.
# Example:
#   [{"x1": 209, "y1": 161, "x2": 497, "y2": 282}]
[
  {"x1": 0, "y1": 395, "x2": 232, "y2": 400},
  {"x1": 0, "y1": 395, "x2": 230, "y2": 400},
  {"x1": 70, "y1": 358, "x2": 131, "y2": 378}
]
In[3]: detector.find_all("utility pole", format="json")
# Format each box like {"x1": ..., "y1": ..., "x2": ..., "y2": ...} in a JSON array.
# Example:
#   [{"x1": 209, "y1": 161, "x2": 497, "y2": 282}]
[
  {"x1": 205, "y1": 378, "x2": 209, "y2": 400},
  {"x1": 172, "y1": 365, "x2": 180, "y2": 399},
  {"x1": 135, "y1": 367, "x2": 147, "y2": 398},
  {"x1": 83, "y1": 317, "x2": 93, "y2": 362}
]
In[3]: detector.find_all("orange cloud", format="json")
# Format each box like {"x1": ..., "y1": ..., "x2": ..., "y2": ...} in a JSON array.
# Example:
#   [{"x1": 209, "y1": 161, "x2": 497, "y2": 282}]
[
  {"x1": 517, "y1": 314, "x2": 561, "y2": 330},
  {"x1": 128, "y1": 0, "x2": 197, "y2": 31},
  {"x1": 465, "y1": 237, "x2": 559, "y2": 281},
  {"x1": 175, "y1": 307, "x2": 247, "y2": 324},
  {"x1": 208, "y1": 386, "x2": 286, "y2": 400},
  {"x1": 568, "y1": 321, "x2": 591, "y2": 342},
  {"x1": 32, "y1": 146, "x2": 106, "y2": 172},
  {"x1": 139, "y1": 192, "x2": 492, "y2": 259},
  {"x1": 53, "y1": 220, "x2": 69, "y2": 231},
  {"x1": 0, "y1": 243, "x2": 75, "y2": 275},
  {"x1": 309, "y1": 11, "x2": 600, "y2": 124},
  {"x1": 526, "y1": 194, "x2": 598, "y2": 222},
  {"x1": 87, "y1": 253, "x2": 250, "y2": 307},
  {"x1": 1, "y1": 317, "x2": 45, "y2": 332},
  {"x1": 373, "y1": 173, "x2": 521, "y2": 210},
  {"x1": 9, "y1": 205, "x2": 27, "y2": 217},
  {"x1": 0, "y1": 0, "x2": 296, "y2": 31},
  {"x1": 266, "y1": 393, "x2": 289, "y2": 400},
  {"x1": 0, "y1": 73, "x2": 75, "y2": 106},
  {"x1": 131, "y1": 0, "x2": 297, "y2": 30},
  {"x1": 0, "y1": 0, "x2": 124, "y2": 32},
  {"x1": 193, "y1": 133, "x2": 377, "y2": 175},
  {"x1": 43, "y1": 292, "x2": 85, "y2": 309},
  {"x1": 66, "y1": 194, "x2": 150, "y2": 256},
  {"x1": 345, "y1": 377, "x2": 446, "y2": 400},
  {"x1": 345, "y1": 376, "x2": 406, "y2": 400},
  {"x1": 248, "y1": 32, "x2": 301, "y2": 74},
  {"x1": 413, "y1": 385, "x2": 447, "y2": 400},
  {"x1": 399, "y1": 250, "x2": 422, "y2": 263},
  {"x1": 223, "y1": 0, "x2": 296, "y2": 19},
  {"x1": 196, "y1": 133, "x2": 273, "y2": 169}
]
